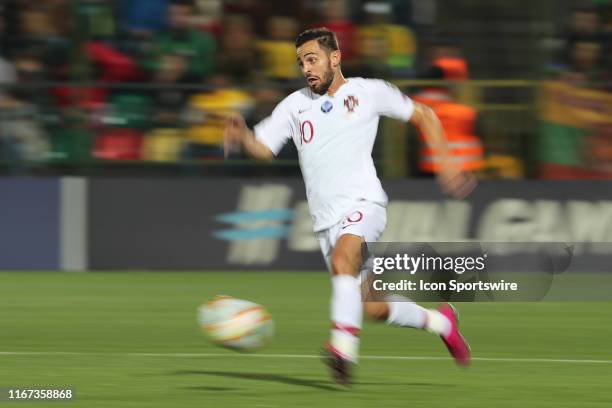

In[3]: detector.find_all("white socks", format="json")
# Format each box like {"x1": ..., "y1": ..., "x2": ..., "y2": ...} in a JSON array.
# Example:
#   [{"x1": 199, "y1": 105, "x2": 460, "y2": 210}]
[
  {"x1": 423, "y1": 309, "x2": 452, "y2": 337},
  {"x1": 386, "y1": 296, "x2": 427, "y2": 328},
  {"x1": 329, "y1": 279, "x2": 452, "y2": 362},
  {"x1": 330, "y1": 275, "x2": 362, "y2": 362},
  {"x1": 386, "y1": 296, "x2": 451, "y2": 337}
]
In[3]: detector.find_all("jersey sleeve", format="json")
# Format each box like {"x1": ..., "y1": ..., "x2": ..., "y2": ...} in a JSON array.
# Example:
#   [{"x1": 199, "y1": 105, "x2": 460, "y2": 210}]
[
  {"x1": 253, "y1": 97, "x2": 296, "y2": 156},
  {"x1": 367, "y1": 79, "x2": 415, "y2": 121}
]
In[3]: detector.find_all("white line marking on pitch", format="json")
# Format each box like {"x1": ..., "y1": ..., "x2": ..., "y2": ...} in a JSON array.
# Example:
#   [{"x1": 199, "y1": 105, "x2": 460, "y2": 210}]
[{"x1": 0, "y1": 351, "x2": 611, "y2": 364}]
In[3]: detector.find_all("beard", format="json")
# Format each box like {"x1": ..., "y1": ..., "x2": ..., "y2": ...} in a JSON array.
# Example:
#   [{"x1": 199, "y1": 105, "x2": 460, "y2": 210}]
[{"x1": 309, "y1": 63, "x2": 334, "y2": 95}]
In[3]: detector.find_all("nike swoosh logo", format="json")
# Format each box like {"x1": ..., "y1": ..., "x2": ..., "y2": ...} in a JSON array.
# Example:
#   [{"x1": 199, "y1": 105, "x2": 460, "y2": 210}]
[{"x1": 298, "y1": 107, "x2": 311, "y2": 114}]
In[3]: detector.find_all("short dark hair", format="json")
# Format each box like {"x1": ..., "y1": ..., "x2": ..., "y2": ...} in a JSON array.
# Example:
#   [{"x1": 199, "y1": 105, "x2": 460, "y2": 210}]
[{"x1": 295, "y1": 27, "x2": 339, "y2": 51}]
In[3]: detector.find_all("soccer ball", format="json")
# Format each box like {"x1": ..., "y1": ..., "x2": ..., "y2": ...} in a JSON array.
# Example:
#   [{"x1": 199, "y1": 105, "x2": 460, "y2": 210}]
[{"x1": 198, "y1": 295, "x2": 274, "y2": 351}]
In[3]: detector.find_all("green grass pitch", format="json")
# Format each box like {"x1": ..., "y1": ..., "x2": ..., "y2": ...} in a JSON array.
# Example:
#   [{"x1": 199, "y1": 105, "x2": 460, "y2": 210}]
[{"x1": 0, "y1": 272, "x2": 610, "y2": 407}]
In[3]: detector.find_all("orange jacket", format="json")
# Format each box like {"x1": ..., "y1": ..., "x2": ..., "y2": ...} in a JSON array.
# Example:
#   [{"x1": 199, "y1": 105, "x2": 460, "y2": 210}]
[
  {"x1": 433, "y1": 57, "x2": 469, "y2": 80},
  {"x1": 414, "y1": 92, "x2": 484, "y2": 172}
]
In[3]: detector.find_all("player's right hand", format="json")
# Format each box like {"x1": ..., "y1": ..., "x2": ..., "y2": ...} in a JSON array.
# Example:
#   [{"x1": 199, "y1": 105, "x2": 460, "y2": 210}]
[
  {"x1": 223, "y1": 114, "x2": 247, "y2": 158},
  {"x1": 437, "y1": 168, "x2": 477, "y2": 199}
]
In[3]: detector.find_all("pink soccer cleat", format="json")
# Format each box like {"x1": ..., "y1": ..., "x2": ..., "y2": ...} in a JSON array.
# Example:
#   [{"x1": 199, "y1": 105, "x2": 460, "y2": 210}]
[{"x1": 437, "y1": 303, "x2": 471, "y2": 367}]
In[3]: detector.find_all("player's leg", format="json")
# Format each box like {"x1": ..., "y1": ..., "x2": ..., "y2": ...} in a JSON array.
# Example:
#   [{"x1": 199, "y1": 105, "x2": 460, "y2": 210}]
[
  {"x1": 321, "y1": 205, "x2": 384, "y2": 384},
  {"x1": 362, "y1": 274, "x2": 471, "y2": 366},
  {"x1": 327, "y1": 232, "x2": 364, "y2": 364},
  {"x1": 363, "y1": 296, "x2": 449, "y2": 335},
  {"x1": 362, "y1": 279, "x2": 444, "y2": 333}
]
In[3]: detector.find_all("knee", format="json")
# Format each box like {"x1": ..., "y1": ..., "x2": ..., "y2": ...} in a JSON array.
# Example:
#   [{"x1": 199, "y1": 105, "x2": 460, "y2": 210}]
[{"x1": 364, "y1": 301, "x2": 389, "y2": 321}]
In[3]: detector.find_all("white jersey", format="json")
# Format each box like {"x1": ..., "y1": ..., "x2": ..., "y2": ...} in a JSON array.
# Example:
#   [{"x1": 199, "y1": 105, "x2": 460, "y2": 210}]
[{"x1": 254, "y1": 77, "x2": 415, "y2": 232}]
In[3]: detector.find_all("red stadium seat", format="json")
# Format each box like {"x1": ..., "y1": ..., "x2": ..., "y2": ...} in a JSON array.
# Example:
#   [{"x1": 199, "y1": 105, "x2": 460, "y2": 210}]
[{"x1": 93, "y1": 129, "x2": 143, "y2": 160}]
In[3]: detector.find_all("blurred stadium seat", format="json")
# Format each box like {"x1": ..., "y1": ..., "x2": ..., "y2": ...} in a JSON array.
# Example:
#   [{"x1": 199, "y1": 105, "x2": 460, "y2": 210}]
[
  {"x1": 142, "y1": 128, "x2": 185, "y2": 162},
  {"x1": 93, "y1": 128, "x2": 143, "y2": 160}
]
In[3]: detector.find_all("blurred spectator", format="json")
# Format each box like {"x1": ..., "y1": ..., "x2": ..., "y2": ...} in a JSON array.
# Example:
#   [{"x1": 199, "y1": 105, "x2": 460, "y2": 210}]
[
  {"x1": 193, "y1": 0, "x2": 223, "y2": 37},
  {"x1": 0, "y1": 50, "x2": 16, "y2": 164},
  {"x1": 425, "y1": 41, "x2": 469, "y2": 80},
  {"x1": 217, "y1": 14, "x2": 257, "y2": 84},
  {"x1": 557, "y1": 7, "x2": 606, "y2": 86},
  {"x1": 224, "y1": 0, "x2": 305, "y2": 37},
  {"x1": 538, "y1": 80, "x2": 612, "y2": 179},
  {"x1": 0, "y1": 49, "x2": 50, "y2": 163},
  {"x1": 86, "y1": 42, "x2": 146, "y2": 83},
  {"x1": 562, "y1": 37, "x2": 604, "y2": 85},
  {"x1": 0, "y1": 55, "x2": 16, "y2": 105},
  {"x1": 11, "y1": 2, "x2": 72, "y2": 80},
  {"x1": 74, "y1": 0, "x2": 116, "y2": 40},
  {"x1": 120, "y1": 0, "x2": 168, "y2": 37},
  {"x1": 538, "y1": 4, "x2": 611, "y2": 179},
  {"x1": 0, "y1": 97, "x2": 49, "y2": 167},
  {"x1": 568, "y1": 7, "x2": 600, "y2": 36},
  {"x1": 224, "y1": 0, "x2": 270, "y2": 36},
  {"x1": 52, "y1": 40, "x2": 128, "y2": 111},
  {"x1": 354, "y1": 2, "x2": 417, "y2": 78},
  {"x1": 144, "y1": 0, "x2": 217, "y2": 82},
  {"x1": 354, "y1": 3, "x2": 391, "y2": 78},
  {"x1": 184, "y1": 74, "x2": 254, "y2": 159},
  {"x1": 412, "y1": 65, "x2": 485, "y2": 175},
  {"x1": 11, "y1": 47, "x2": 54, "y2": 108},
  {"x1": 258, "y1": 16, "x2": 301, "y2": 82},
  {"x1": 116, "y1": 0, "x2": 168, "y2": 60},
  {"x1": 17, "y1": 1, "x2": 69, "y2": 41},
  {"x1": 140, "y1": 52, "x2": 194, "y2": 162},
  {"x1": 318, "y1": 0, "x2": 356, "y2": 62},
  {"x1": 151, "y1": 53, "x2": 192, "y2": 128}
]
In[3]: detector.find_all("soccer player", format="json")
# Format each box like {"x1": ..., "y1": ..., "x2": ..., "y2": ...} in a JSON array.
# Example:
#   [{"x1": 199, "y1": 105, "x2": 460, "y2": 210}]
[{"x1": 224, "y1": 28, "x2": 475, "y2": 384}]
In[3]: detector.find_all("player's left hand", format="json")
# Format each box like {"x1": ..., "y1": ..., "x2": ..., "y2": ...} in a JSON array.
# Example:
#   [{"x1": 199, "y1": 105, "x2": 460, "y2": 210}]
[{"x1": 437, "y1": 168, "x2": 477, "y2": 199}]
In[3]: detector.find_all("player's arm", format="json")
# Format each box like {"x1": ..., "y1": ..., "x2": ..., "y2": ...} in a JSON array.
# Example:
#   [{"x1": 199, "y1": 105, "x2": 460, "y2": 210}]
[
  {"x1": 409, "y1": 102, "x2": 476, "y2": 198},
  {"x1": 223, "y1": 114, "x2": 274, "y2": 160}
]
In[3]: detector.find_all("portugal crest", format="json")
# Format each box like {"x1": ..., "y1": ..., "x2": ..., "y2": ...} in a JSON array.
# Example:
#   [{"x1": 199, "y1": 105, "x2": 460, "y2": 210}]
[{"x1": 344, "y1": 95, "x2": 359, "y2": 113}]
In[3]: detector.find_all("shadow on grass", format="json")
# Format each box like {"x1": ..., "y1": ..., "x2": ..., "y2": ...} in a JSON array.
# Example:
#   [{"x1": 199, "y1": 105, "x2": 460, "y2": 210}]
[
  {"x1": 173, "y1": 370, "x2": 453, "y2": 391},
  {"x1": 180, "y1": 385, "x2": 241, "y2": 392},
  {"x1": 174, "y1": 370, "x2": 340, "y2": 391}
]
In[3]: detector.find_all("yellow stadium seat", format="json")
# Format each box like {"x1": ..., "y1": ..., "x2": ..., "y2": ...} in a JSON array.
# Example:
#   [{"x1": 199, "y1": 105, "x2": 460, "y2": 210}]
[{"x1": 142, "y1": 128, "x2": 185, "y2": 162}]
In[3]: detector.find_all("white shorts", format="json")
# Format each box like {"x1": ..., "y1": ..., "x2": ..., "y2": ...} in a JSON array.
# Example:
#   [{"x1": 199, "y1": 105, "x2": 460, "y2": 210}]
[{"x1": 316, "y1": 201, "x2": 387, "y2": 272}]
